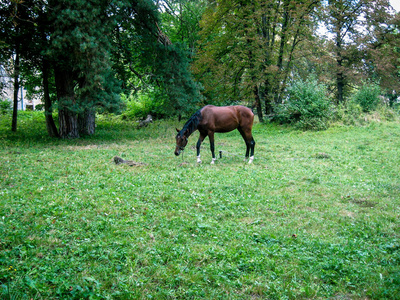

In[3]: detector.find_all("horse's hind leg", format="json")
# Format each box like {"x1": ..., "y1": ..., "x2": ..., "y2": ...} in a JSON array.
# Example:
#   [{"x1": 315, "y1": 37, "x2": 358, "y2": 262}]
[
  {"x1": 238, "y1": 127, "x2": 255, "y2": 163},
  {"x1": 248, "y1": 137, "x2": 255, "y2": 164},
  {"x1": 208, "y1": 131, "x2": 217, "y2": 164}
]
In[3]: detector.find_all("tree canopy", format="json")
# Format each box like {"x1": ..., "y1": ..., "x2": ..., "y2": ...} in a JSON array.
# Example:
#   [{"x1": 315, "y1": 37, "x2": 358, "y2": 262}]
[
  {"x1": 0, "y1": 0, "x2": 201, "y2": 138},
  {"x1": 1, "y1": 0, "x2": 399, "y2": 137}
]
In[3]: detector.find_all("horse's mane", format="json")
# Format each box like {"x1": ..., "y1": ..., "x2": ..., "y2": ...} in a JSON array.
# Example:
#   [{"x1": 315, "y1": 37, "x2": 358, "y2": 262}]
[{"x1": 179, "y1": 109, "x2": 202, "y2": 137}]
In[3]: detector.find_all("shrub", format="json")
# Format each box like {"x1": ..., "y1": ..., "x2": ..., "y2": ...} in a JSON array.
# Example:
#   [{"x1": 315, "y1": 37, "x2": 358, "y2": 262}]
[
  {"x1": 335, "y1": 100, "x2": 365, "y2": 126},
  {"x1": 335, "y1": 97, "x2": 398, "y2": 126},
  {"x1": 367, "y1": 103, "x2": 399, "y2": 122},
  {"x1": 351, "y1": 83, "x2": 381, "y2": 112},
  {"x1": 0, "y1": 98, "x2": 11, "y2": 115},
  {"x1": 35, "y1": 104, "x2": 45, "y2": 111},
  {"x1": 275, "y1": 77, "x2": 333, "y2": 130},
  {"x1": 121, "y1": 91, "x2": 158, "y2": 119}
]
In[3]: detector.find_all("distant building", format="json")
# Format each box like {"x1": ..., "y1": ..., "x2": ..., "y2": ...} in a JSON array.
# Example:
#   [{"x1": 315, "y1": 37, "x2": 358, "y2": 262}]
[{"x1": 0, "y1": 65, "x2": 42, "y2": 110}]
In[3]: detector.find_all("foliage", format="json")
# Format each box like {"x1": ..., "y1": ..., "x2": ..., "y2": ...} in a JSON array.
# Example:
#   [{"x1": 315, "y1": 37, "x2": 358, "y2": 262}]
[
  {"x1": 1, "y1": 112, "x2": 400, "y2": 299},
  {"x1": 321, "y1": 0, "x2": 398, "y2": 103},
  {"x1": 194, "y1": 0, "x2": 320, "y2": 120},
  {"x1": 121, "y1": 91, "x2": 158, "y2": 119},
  {"x1": 34, "y1": 104, "x2": 44, "y2": 111},
  {"x1": 0, "y1": 98, "x2": 11, "y2": 115},
  {"x1": 362, "y1": 3, "x2": 400, "y2": 94},
  {"x1": 159, "y1": 0, "x2": 206, "y2": 50},
  {"x1": 335, "y1": 99, "x2": 365, "y2": 126},
  {"x1": 0, "y1": 0, "x2": 202, "y2": 138},
  {"x1": 374, "y1": 103, "x2": 400, "y2": 122},
  {"x1": 351, "y1": 83, "x2": 382, "y2": 113},
  {"x1": 150, "y1": 44, "x2": 202, "y2": 116},
  {"x1": 1, "y1": 0, "x2": 399, "y2": 139},
  {"x1": 334, "y1": 96, "x2": 399, "y2": 126},
  {"x1": 274, "y1": 77, "x2": 333, "y2": 130},
  {"x1": 111, "y1": 1, "x2": 202, "y2": 118}
]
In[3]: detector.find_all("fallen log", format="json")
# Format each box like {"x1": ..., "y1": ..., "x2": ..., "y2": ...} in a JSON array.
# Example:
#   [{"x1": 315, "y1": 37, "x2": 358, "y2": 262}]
[{"x1": 113, "y1": 156, "x2": 147, "y2": 166}]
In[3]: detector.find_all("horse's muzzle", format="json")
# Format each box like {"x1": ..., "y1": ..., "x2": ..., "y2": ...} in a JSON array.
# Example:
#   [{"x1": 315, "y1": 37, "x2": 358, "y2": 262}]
[{"x1": 175, "y1": 146, "x2": 184, "y2": 156}]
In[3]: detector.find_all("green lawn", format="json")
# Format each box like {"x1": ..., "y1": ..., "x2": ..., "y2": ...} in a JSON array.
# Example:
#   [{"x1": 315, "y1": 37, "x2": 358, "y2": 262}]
[{"x1": 1, "y1": 112, "x2": 399, "y2": 299}]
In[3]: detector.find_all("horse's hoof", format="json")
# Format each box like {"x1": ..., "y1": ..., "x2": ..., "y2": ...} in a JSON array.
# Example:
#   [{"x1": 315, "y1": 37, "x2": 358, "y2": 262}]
[
  {"x1": 248, "y1": 156, "x2": 254, "y2": 164},
  {"x1": 210, "y1": 158, "x2": 216, "y2": 164}
]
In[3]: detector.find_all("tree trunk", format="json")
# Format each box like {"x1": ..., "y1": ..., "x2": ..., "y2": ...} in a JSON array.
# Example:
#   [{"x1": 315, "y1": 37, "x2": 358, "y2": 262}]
[
  {"x1": 272, "y1": 0, "x2": 290, "y2": 106},
  {"x1": 264, "y1": 77, "x2": 274, "y2": 116},
  {"x1": 55, "y1": 67, "x2": 79, "y2": 138},
  {"x1": 12, "y1": 49, "x2": 19, "y2": 132},
  {"x1": 42, "y1": 59, "x2": 59, "y2": 138},
  {"x1": 245, "y1": 9, "x2": 263, "y2": 122},
  {"x1": 336, "y1": 31, "x2": 344, "y2": 103},
  {"x1": 58, "y1": 108, "x2": 78, "y2": 138},
  {"x1": 254, "y1": 85, "x2": 263, "y2": 122},
  {"x1": 78, "y1": 108, "x2": 96, "y2": 136}
]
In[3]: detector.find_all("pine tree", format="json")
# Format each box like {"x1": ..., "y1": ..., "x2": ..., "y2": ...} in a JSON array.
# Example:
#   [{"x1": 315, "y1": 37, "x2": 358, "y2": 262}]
[
  {"x1": 2, "y1": 0, "x2": 202, "y2": 138},
  {"x1": 48, "y1": 0, "x2": 123, "y2": 138},
  {"x1": 112, "y1": 0, "x2": 202, "y2": 118}
]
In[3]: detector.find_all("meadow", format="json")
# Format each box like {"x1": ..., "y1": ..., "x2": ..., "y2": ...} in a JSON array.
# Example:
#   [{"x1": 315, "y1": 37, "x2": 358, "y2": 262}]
[{"x1": 1, "y1": 112, "x2": 399, "y2": 299}]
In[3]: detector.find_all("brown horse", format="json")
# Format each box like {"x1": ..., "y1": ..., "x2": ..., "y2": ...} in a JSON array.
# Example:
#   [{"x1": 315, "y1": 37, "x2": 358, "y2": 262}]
[{"x1": 175, "y1": 105, "x2": 255, "y2": 164}]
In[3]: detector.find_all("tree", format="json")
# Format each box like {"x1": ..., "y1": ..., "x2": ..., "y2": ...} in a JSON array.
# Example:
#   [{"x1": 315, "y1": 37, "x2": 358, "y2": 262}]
[
  {"x1": 112, "y1": 0, "x2": 202, "y2": 118},
  {"x1": 48, "y1": 0, "x2": 123, "y2": 138},
  {"x1": 0, "y1": 0, "x2": 59, "y2": 136},
  {"x1": 2, "y1": 0, "x2": 201, "y2": 138},
  {"x1": 160, "y1": 0, "x2": 206, "y2": 51},
  {"x1": 0, "y1": 0, "x2": 28, "y2": 132},
  {"x1": 194, "y1": 0, "x2": 320, "y2": 121},
  {"x1": 363, "y1": 3, "x2": 400, "y2": 97},
  {"x1": 25, "y1": 2, "x2": 59, "y2": 137},
  {"x1": 323, "y1": 0, "x2": 395, "y2": 103}
]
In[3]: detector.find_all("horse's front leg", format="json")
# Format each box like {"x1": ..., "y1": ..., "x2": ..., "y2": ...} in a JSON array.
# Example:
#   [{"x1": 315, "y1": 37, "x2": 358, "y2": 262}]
[
  {"x1": 208, "y1": 132, "x2": 216, "y2": 164},
  {"x1": 196, "y1": 133, "x2": 207, "y2": 163}
]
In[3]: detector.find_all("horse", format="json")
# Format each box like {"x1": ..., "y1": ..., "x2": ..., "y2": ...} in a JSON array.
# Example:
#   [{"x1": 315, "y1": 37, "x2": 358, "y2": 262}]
[{"x1": 175, "y1": 105, "x2": 255, "y2": 164}]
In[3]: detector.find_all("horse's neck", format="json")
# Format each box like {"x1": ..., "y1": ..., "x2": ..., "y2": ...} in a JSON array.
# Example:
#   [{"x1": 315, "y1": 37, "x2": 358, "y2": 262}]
[
  {"x1": 182, "y1": 123, "x2": 197, "y2": 137},
  {"x1": 182, "y1": 112, "x2": 201, "y2": 136}
]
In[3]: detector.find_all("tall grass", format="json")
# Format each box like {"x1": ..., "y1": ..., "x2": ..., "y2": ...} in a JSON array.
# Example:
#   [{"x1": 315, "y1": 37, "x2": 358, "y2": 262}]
[{"x1": 1, "y1": 112, "x2": 399, "y2": 299}]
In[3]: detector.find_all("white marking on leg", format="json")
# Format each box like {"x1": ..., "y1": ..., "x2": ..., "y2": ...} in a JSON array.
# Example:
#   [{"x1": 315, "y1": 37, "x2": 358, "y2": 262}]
[
  {"x1": 248, "y1": 156, "x2": 254, "y2": 164},
  {"x1": 211, "y1": 158, "x2": 216, "y2": 164},
  {"x1": 197, "y1": 156, "x2": 202, "y2": 164}
]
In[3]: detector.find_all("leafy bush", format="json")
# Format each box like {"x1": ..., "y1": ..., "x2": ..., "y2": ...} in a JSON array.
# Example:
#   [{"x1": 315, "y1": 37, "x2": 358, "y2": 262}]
[
  {"x1": 366, "y1": 104, "x2": 399, "y2": 123},
  {"x1": 121, "y1": 90, "x2": 163, "y2": 119},
  {"x1": 35, "y1": 104, "x2": 45, "y2": 111},
  {"x1": 335, "y1": 98, "x2": 398, "y2": 126},
  {"x1": 351, "y1": 83, "x2": 381, "y2": 112},
  {"x1": 335, "y1": 100, "x2": 365, "y2": 126},
  {"x1": 0, "y1": 98, "x2": 11, "y2": 115},
  {"x1": 275, "y1": 77, "x2": 333, "y2": 130}
]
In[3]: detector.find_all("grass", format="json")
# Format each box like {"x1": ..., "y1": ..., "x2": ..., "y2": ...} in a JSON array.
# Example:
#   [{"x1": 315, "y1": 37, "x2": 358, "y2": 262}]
[{"x1": 1, "y1": 111, "x2": 399, "y2": 299}]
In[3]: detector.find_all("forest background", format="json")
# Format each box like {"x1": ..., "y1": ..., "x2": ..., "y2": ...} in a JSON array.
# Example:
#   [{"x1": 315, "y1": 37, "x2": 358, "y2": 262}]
[
  {"x1": 1, "y1": 1, "x2": 400, "y2": 298},
  {"x1": 0, "y1": 0, "x2": 400, "y2": 138}
]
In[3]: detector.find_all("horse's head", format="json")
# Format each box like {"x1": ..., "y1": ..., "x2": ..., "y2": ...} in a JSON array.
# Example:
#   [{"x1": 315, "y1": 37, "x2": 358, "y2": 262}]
[{"x1": 175, "y1": 128, "x2": 188, "y2": 156}]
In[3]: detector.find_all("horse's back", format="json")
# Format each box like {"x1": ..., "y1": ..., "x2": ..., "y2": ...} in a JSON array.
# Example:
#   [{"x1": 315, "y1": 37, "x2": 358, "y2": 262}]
[{"x1": 200, "y1": 105, "x2": 253, "y2": 132}]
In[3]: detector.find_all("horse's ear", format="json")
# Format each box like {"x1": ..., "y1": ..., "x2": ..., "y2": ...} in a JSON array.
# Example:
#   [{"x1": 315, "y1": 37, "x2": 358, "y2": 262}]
[{"x1": 176, "y1": 128, "x2": 181, "y2": 133}]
